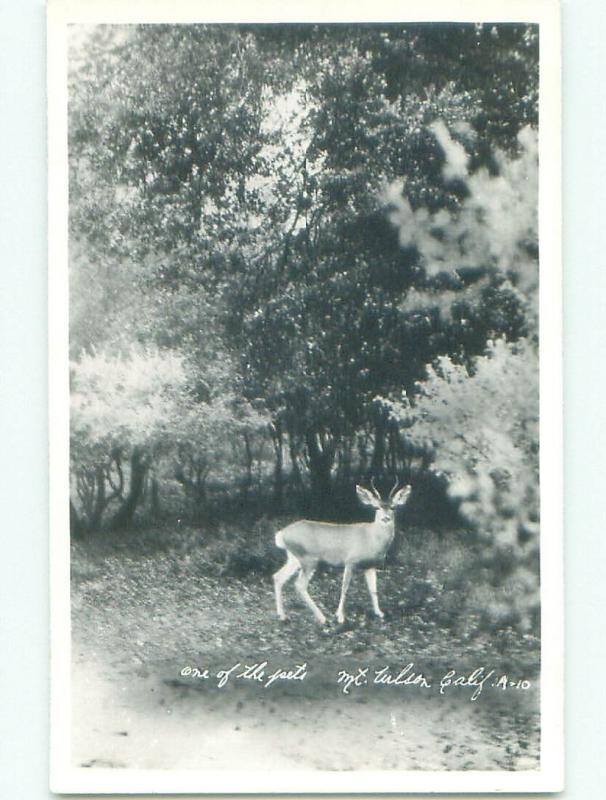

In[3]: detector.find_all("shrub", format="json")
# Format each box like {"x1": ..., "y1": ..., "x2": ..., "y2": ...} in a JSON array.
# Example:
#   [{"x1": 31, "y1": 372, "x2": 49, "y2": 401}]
[{"x1": 385, "y1": 338, "x2": 539, "y2": 630}]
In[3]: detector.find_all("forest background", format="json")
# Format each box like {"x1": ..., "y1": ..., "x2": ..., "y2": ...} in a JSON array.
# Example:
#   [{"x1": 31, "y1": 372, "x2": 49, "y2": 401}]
[{"x1": 69, "y1": 23, "x2": 541, "y2": 638}]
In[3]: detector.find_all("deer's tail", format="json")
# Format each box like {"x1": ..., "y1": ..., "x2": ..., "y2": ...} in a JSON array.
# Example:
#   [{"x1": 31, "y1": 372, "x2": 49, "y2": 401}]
[{"x1": 275, "y1": 529, "x2": 287, "y2": 549}]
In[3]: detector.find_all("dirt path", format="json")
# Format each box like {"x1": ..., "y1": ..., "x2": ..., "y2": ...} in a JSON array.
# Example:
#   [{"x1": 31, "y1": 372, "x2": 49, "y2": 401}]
[
  {"x1": 70, "y1": 537, "x2": 540, "y2": 772},
  {"x1": 72, "y1": 651, "x2": 539, "y2": 772}
]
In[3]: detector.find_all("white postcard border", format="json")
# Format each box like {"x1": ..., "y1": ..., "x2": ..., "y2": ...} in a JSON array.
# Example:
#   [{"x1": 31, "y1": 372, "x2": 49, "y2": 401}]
[{"x1": 48, "y1": 0, "x2": 563, "y2": 793}]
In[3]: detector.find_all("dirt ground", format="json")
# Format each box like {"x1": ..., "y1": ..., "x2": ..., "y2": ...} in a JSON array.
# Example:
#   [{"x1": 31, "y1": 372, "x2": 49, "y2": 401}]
[
  {"x1": 72, "y1": 654, "x2": 539, "y2": 772},
  {"x1": 70, "y1": 532, "x2": 540, "y2": 772}
]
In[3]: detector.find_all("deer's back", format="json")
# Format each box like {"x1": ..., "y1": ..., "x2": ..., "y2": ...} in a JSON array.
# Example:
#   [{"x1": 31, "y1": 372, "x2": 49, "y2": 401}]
[{"x1": 280, "y1": 520, "x2": 390, "y2": 566}]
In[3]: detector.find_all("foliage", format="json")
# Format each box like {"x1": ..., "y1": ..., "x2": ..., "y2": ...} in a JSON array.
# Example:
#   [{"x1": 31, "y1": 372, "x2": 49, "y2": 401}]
[
  {"x1": 386, "y1": 338, "x2": 539, "y2": 629},
  {"x1": 67, "y1": 20, "x2": 542, "y2": 636},
  {"x1": 170, "y1": 359, "x2": 269, "y2": 518},
  {"x1": 68, "y1": 23, "x2": 539, "y2": 515},
  {"x1": 377, "y1": 113, "x2": 540, "y2": 629},
  {"x1": 383, "y1": 122, "x2": 538, "y2": 326},
  {"x1": 70, "y1": 346, "x2": 187, "y2": 530},
  {"x1": 71, "y1": 346, "x2": 188, "y2": 454},
  {"x1": 70, "y1": 345, "x2": 266, "y2": 530}
]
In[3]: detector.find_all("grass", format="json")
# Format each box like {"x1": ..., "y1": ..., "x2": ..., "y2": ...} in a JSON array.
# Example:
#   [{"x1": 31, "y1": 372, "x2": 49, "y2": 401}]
[{"x1": 71, "y1": 520, "x2": 540, "y2": 675}]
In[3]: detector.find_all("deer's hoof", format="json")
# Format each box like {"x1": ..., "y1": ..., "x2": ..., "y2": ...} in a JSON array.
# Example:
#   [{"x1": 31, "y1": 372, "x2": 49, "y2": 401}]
[
  {"x1": 316, "y1": 615, "x2": 327, "y2": 625},
  {"x1": 336, "y1": 614, "x2": 345, "y2": 625},
  {"x1": 277, "y1": 613, "x2": 288, "y2": 622}
]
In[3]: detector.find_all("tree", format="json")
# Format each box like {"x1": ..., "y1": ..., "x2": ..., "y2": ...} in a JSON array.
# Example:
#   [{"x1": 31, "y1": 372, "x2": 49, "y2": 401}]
[
  {"x1": 385, "y1": 340, "x2": 539, "y2": 628},
  {"x1": 68, "y1": 23, "x2": 539, "y2": 519},
  {"x1": 70, "y1": 343, "x2": 268, "y2": 531},
  {"x1": 70, "y1": 346, "x2": 189, "y2": 531},
  {"x1": 170, "y1": 358, "x2": 268, "y2": 520},
  {"x1": 383, "y1": 122, "x2": 538, "y2": 321},
  {"x1": 383, "y1": 120, "x2": 539, "y2": 628}
]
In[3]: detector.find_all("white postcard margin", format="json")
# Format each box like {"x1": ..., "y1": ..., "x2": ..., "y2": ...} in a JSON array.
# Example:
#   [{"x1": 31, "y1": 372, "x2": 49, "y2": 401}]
[{"x1": 48, "y1": 0, "x2": 563, "y2": 793}]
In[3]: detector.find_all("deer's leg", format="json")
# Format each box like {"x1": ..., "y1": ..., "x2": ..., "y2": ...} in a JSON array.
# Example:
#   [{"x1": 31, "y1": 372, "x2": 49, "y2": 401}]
[
  {"x1": 273, "y1": 552, "x2": 300, "y2": 620},
  {"x1": 336, "y1": 563, "x2": 354, "y2": 624},
  {"x1": 364, "y1": 567, "x2": 384, "y2": 618},
  {"x1": 294, "y1": 560, "x2": 326, "y2": 625}
]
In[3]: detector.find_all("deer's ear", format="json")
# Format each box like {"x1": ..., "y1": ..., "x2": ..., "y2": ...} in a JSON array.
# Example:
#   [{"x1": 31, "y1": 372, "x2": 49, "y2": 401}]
[
  {"x1": 391, "y1": 485, "x2": 412, "y2": 507},
  {"x1": 356, "y1": 485, "x2": 380, "y2": 507}
]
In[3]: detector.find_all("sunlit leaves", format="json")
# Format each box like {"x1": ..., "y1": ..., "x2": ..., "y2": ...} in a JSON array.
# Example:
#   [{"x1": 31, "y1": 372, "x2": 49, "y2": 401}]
[
  {"x1": 68, "y1": 23, "x2": 540, "y2": 523},
  {"x1": 384, "y1": 124, "x2": 538, "y2": 291},
  {"x1": 386, "y1": 339, "x2": 539, "y2": 627},
  {"x1": 71, "y1": 346, "x2": 189, "y2": 461}
]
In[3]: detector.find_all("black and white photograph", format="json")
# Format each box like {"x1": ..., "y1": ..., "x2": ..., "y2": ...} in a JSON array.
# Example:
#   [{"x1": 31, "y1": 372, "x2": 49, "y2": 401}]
[{"x1": 48, "y1": 0, "x2": 562, "y2": 793}]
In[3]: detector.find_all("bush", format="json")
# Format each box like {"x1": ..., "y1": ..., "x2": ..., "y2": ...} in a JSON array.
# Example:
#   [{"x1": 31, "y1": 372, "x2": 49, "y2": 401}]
[
  {"x1": 386, "y1": 339, "x2": 539, "y2": 631},
  {"x1": 196, "y1": 516, "x2": 288, "y2": 578},
  {"x1": 382, "y1": 122, "x2": 540, "y2": 633}
]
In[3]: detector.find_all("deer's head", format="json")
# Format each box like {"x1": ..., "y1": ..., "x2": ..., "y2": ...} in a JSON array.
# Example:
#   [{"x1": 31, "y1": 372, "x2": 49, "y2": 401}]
[{"x1": 356, "y1": 479, "x2": 412, "y2": 525}]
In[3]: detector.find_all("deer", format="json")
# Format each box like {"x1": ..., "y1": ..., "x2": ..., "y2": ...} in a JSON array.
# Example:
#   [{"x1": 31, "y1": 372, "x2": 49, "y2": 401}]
[{"x1": 273, "y1": 480, "x2": 412, "y2": 625}]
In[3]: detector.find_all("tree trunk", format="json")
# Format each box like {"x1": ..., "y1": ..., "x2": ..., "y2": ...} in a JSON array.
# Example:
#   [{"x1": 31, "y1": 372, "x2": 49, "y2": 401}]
[
  {"x1": 70, "y1": 500, "x2": 84, "y2": 539},
  {"x1": 110, "y1": 447, "x2": 148, "y2": 531},
  {"x1": 89, "y1": 465, "x2": 106, "y2": 530},
  {"x1": 387, "y1": 424, "x2": 399, "y2": 478},
  {"x1": 270, "y1": 421, "x2": 284, "y2": 511},
  {"x1": 357, "y1": 431, "x2": 370, "y2": 476},
  {"x1": 305, "y1": 430, "x2": 335, "y2": 515},
  {"x1": 193, "y1": 470, "x2": 207, "y2": 522},
  {"x1": 242, "y1": 431, "x2": 253, "y2": 498},
  {"x1": 287, "y1": 425, "x2": 304, "y2": 491},
  {"x1": 370, "y1": 414, "x2": 387, "y2": 479},
  {"x1": 150, "y1": 475, "x2": 160, "y2": 520},
  {"x1": 337, "y1": 436, "x2": 353, "y2": 485}
]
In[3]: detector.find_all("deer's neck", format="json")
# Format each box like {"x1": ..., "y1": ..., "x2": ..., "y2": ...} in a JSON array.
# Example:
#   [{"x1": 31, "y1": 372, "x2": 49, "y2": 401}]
[{"x1": 372, "y1": 516, "x2": 395, "y2": 550}]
